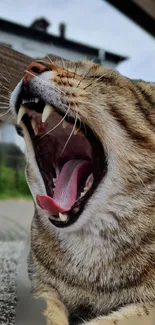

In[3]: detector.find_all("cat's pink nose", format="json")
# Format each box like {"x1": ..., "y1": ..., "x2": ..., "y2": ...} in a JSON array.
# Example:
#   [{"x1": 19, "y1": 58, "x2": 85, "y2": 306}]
[{"x1": 23, "y1": 61, "x2": 49, "y2": 84}]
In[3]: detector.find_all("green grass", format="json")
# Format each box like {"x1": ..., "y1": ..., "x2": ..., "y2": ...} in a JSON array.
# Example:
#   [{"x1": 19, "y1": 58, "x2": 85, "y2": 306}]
[{"x1": 0, "y1": 164, "x2": 31, "y2": 199}]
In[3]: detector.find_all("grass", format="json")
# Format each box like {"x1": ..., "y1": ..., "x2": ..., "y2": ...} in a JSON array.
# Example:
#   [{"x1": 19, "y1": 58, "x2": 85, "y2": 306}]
[
  {"x1": 0, "y1": 164, "x2": 31, "y2": 199},
  {"x1": 0, "y1": 192, "x2": 31, "y2": 199}
]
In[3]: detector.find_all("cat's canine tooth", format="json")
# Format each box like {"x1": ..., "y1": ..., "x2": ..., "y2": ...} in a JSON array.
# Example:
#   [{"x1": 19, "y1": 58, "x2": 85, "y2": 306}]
[
  {"x1": 59, "y1": 212, "x2": 68, "y2": 222},
  {"x1": 34, "y1": 98, "x2": 39, "y2": 103},
  {"x1": 31, "y1": 119, "x2": 37, "y2": 131},
  {"x1": 17, "y1": 105, "x2": 26, "y2": 125},
  {"x1": 80, "y1": 191, "x2": 86, "y2": 198},
  {"x1": 62, "y1": 120, "x2": 68, "y2": 129},
  {"x1": 73, "y1": 127, "x2": 79, "y2": 135},
  {"x1": 73, "y1": 207, "x2": 79, "y2": 213},
  {"x1": 42, "y1": 104, "x2": 54, "y2": 123},
  {"x1": 53, "y1": 178, "x2": 56, "y2": 185},
  {"x1": 34, "y1": 125, "x2": 39, "y2": 136}
]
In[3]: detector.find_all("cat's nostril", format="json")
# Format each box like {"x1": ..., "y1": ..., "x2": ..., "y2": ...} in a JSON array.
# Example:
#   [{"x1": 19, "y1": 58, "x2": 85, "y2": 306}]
[{"x1": 31, "y1": 65, "x2": 41, "y2": 74}]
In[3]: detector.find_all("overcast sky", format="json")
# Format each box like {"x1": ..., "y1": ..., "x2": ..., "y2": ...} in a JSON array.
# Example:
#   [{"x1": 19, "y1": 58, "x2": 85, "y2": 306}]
[{"x1": 0, "y1": 0, "x2": 155, "y2": 58}]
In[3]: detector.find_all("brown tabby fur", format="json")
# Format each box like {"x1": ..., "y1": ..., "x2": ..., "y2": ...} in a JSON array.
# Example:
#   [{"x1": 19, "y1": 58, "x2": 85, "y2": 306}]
[{"x1": 3, "y1": 54, "x2": 155, "y2": 324}]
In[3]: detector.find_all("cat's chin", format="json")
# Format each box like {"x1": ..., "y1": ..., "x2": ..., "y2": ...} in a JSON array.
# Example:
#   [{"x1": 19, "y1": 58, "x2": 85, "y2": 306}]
[{"x1": 11, "y1": 71, "x2": 107, "y2": 228}]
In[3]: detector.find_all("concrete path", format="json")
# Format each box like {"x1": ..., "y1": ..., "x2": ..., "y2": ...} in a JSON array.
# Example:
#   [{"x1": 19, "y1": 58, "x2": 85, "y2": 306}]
[{"x1": 0, "y1": 199, "x2": 34, "y2": 240}]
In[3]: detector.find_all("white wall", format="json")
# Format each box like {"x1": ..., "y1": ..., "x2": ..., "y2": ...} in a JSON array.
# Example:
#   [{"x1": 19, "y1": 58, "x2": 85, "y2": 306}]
[
  {"x1": 0, "y1": 30, "x2": 88, "y2": 61},
  {"x1": 0, "y1": 122, "x2": 16, "y2": 143}
]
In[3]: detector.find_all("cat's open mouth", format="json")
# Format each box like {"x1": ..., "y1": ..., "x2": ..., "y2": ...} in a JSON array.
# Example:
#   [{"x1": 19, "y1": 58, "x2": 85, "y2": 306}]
[{"x1": 15, "y1": 91, "x2": 107, "y2": 227}]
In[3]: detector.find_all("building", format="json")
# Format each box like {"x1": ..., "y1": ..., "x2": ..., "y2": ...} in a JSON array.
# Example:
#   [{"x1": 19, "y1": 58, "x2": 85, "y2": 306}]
[
  {"x1": 0, "y1": 17, "x2": 126, "y2": 149},
  {"x1": 0, "y1": 18, "x2": 125, "y2": 67}
]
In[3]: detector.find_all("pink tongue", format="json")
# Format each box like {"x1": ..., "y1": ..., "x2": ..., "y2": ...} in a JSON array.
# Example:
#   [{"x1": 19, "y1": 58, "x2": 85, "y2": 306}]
[{"x1": 36, "y1": 159, "x2": 90, "y2": 215}]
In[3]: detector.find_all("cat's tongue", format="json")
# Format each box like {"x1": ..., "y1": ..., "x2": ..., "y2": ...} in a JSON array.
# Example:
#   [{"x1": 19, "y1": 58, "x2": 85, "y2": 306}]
[{"x1": 36, "y1": 159, "x2": 90, "y2": 215}]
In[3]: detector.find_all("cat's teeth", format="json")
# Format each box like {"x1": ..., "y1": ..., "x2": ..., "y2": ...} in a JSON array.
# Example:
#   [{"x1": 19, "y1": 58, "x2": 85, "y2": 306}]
[
  {"x1": 80, "y1": 187, "x2": 88, "y2": 198},
  {"x1": 85, "y1": 173, "x2": 94, "y2": 189},
  {"x1": 42, "y1": 104, "x2": 54, "y2": 123},
  {"x1": 34, "y1": 125, "x2": 39, "y2": 136},
  {"x1": 34, "y1": 97, "x2": 39, "y2": 103},
  {"x1": 17, "y1": 105, "x2": 26, "y2": 125},
  {"x1": 53, "y1": 178, "x2": 56, "y2": 185},
  {"x1": 59, "y1": 212, "x2": 68, "y2": 222},
  {"x1": 80, "y1": 191, "x2": 86, "y2": 198},
  {"x1": 31, "y1": 119, "x2": 37, "y2": 131},
  {"x1": 62, "y1": 120, "x2": 68, "y2": 129},
  {"x1": 74, "y1": 127, "x2": 79, "y2": 135},
  {"x1": 73, "y1": 207, "x2": 79, "y2": 213}
]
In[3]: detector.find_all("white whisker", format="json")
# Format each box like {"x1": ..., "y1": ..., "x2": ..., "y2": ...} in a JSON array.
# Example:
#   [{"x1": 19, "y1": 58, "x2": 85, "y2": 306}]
[
  {"x1": 76, "y1": 65, "x2": 94, "y2": 88},
  {"x1": 83, "y1": 73, "x2": 107, "y2": 90},
  {"x1": 46, "y1": 55, "x2": 64, "y2": 85},
  {"x1": 60, "y1": 113, "x2": 77, "y2": 156},
  {"x1": 46, "y1": 55, "x2": 54, "y2": 65},
  {"x1": 0, "y1": 83, "x2": 10, "y2": 91},
  {"x1": 0, "y1": 73, "x2": 9, "y2": 83},
  {"x1": 0, "y1": 102, "x2": 9, "y2": 105},
  {"x1": 0, "y1": 107, "x2": 11, "y2": 118},
  {"x1": 0, "y1": 95, "x2": 9, "y2": 100}
]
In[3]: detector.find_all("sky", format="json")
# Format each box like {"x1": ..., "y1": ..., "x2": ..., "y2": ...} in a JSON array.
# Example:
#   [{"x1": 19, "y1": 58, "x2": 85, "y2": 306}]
[{"x1": 0, "y1": 0, "x2": 155, "y2": 58}]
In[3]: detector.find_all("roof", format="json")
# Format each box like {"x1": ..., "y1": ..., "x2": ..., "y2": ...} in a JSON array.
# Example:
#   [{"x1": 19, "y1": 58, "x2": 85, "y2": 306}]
[
  {"x1": 104, "y1": 0, "x2": 155, "y2": 38},
  {"x1": 0, "y1": 18, "x2": 125, "y2": 63}
]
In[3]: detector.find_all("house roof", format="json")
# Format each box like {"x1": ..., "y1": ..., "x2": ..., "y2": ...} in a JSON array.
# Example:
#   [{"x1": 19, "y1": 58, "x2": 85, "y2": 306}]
[
  {"x1": 104, "y1": 0, "x2": 155, "y2": 38},
  {"x1": 0, "y1": 18, "x2": 126, "y2": 63}
]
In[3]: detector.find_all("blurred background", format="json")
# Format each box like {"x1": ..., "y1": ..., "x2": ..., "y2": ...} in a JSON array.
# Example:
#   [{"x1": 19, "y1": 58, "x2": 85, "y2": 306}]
[{"x1": 0, "y1": 0, "x2": 155, "y2": 200}]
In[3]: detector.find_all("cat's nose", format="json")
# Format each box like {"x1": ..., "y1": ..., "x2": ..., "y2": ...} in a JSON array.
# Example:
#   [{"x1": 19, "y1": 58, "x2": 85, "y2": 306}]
[{"x1": 23, "y1": 61, "x2": 49, "y2": 84}]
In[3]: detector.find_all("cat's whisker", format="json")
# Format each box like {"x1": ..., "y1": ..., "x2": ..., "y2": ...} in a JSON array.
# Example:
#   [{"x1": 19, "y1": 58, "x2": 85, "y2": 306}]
[
  {"x1": 0, "y1": 72, "x2": 9, "y2": 84},
  {"x1": 2, "y1": 64, "x2": 11, "y2": 79},
  {"x1": 0, "y1": 83, "x2": 10, "y2": 91},
  {"x1": 0, "y1": 94, "x2": 9, "y2": 100},
  {"x1": 76, "y1": 65, "x2": 94, "y2": 88},
  {"x1": 0, "y1": 107, "x2": 11, "y2": 118},
  {"x1": 0, "y1": 101, "x2": 9, "y2": 105},
  {"x1": 60, "y1": 113, "x2": 78, "y2": 156},
  {"x1": 46, "y1": 55, "x2": 64, "y2": 85},
  {"x1": 73, "y1": 62, "x2": 79, "y2": 78},
  {"x1": 83, "y1": 73, "x2": 107, "y2": 90}
]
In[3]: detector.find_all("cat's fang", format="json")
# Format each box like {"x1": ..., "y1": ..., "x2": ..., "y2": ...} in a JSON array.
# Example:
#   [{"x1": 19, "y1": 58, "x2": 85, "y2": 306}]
[
  {"x1": 31, "y1": 119, "x2": 37, "y2": 131},
  {"x1": 62, "y1": 120, "x2": 68, "y2": 129},
  {"x1": 59, "y1": 212, "x2": 68, "y2": 222},
  {"x1": 34, "y1": 124, "x2": 39, "y2": 136},
  {"x1": 42, "y1": 104, "x2": 54, "y2": 123},
  {"x1": 17, "y1": 105, "x2": 27, "y2": 125},
  {"x1": 74, "y1": 127, "x2": 79, "y2": 135}
]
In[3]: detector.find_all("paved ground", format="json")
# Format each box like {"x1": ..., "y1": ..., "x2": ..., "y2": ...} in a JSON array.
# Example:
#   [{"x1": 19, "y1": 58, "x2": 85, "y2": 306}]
[
  {"x1": 0, "y1": 200, "x2": 45, "y2": 324},
  {"x1": 0, "y1": 199, "x2": 34, "y2": 240}
]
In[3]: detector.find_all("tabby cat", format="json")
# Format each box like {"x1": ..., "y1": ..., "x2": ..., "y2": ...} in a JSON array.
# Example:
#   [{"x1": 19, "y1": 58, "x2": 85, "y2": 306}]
[{"x1": 9, "y1": 59, "x2": 155, "y2": 324}]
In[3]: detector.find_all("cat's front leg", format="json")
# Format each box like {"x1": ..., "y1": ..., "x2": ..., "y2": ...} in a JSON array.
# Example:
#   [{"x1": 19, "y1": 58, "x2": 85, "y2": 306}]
[
  {"x1": 33, "y1": 283, "x2": 69, "y2": 325},
  {"x1": 79, "y1": 303, "x2": 153, "y2": 325}
]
